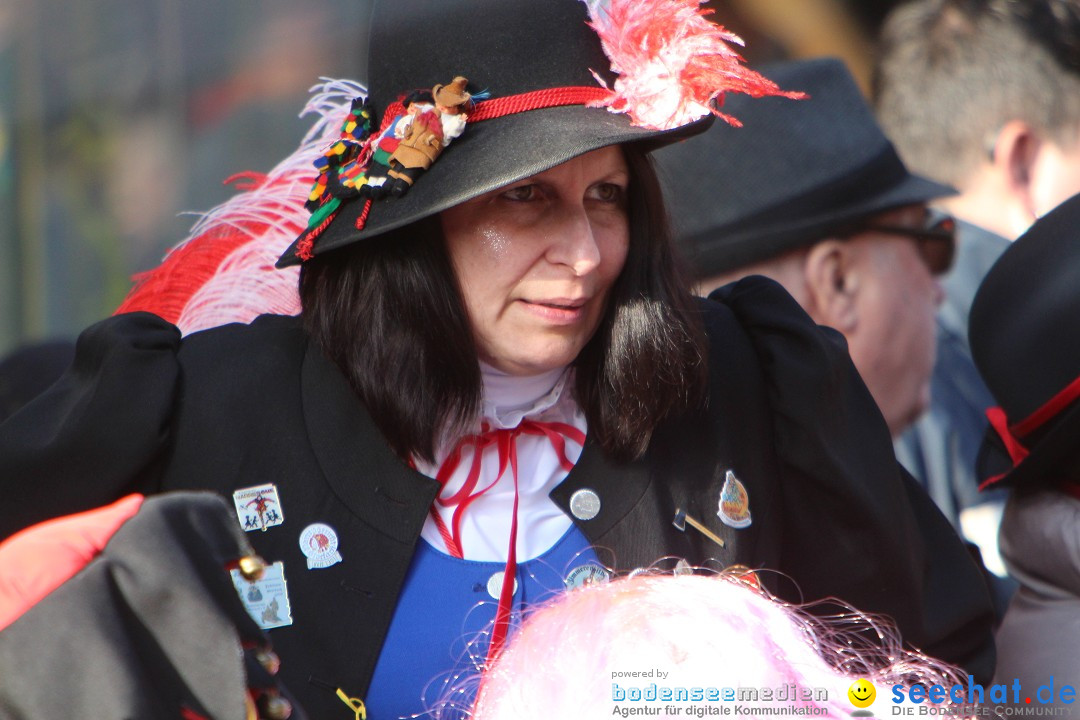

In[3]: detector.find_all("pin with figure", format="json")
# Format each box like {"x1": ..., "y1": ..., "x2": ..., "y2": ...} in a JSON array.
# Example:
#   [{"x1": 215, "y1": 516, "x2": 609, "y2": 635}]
[
  {"x1": 232, "y1": 483, "x2": 285, "y2": 532},
  {"x1": 717, "y1": 469, "x2": 752, "y2": 529}
]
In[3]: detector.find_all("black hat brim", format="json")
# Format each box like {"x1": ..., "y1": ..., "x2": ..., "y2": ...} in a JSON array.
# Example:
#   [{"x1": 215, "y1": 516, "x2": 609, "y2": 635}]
[
  {"x1": 672, "y1": 165, "x2": 954, "y2": 277},
  {"x1": 977, "y1": 398, "x2": 1080, "y2": 490},
  {"x1": 277, "y1": 106, "x2": 712, "y2": 267},
  {"x1": 654, "y1": 58, "x2": 956, "y2": 279}
]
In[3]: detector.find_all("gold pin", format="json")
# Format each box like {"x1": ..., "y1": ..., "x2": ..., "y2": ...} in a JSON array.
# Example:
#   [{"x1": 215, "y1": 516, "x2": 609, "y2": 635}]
[{"x1": 237, "y1": 555, "x2": 267, "y2": 581}]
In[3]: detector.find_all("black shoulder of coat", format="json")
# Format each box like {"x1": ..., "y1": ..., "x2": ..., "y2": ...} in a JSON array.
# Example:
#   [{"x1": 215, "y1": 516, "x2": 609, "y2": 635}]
[
  {"x1": 703, "y1": 276, "x2": 997, "y2": 679},
  {"x1": 177, "y1": 313, "x2": 306, "y2": 378},
  {"x1": 0, "y1": 312, "x2": 182, "y2": 538}
]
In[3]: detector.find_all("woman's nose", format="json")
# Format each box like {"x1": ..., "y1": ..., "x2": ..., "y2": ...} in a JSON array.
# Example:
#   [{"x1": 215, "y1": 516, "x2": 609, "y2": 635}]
[{"x1": 547, "y1": 208, "x2": 602, "y2": 275}]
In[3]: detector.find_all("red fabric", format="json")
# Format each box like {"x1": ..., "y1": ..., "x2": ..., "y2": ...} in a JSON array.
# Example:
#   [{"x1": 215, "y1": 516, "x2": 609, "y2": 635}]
[
  {"x1": 1011, "y1": 373, "x2": 1080, "y2": 438},
  {"x1": 469, "y1": 87, "x2": 614, "y2": 121},
  {"x1": 979, "y1": 376, "x2": 1080, "y2": 489},
  {"x1": 380, "y1": 86, "x2": 615, "y2": 133},
  {"x1": 0, "y1": 494, "x2": 145, "y2": 631},
  {"x1": 980, "y1": 407, "x2": 1030, "y2": 490},
  {"x1": 429, "y1": 420, "x2": 584, "y2": 558},
  {"x1": 411, "y1": 108, "x2": 445, "y2": 140},
  {"x1": 354, "y1": 198, "x2": 373, "y2": 231},
  {"x1": 1063, "y1": 481, "x2": 1080, "y2": 503},
  {"x1": 427, "y1": 419, "x2": 585, "y2": 667}
]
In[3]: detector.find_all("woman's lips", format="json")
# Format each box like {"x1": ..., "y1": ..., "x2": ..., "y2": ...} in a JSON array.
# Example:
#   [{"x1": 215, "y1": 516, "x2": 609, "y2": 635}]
[{"x1": 518, "y1": 297, "x2": 589, "y2": 324}]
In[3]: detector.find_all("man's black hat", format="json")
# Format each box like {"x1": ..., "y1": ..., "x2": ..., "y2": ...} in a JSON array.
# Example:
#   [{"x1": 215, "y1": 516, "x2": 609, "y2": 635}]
[
  {"x1": 653, "y1": 57, "x2": 954, "y2": 279},
  {"x1": 277, "y1": 0, "x2": 802, "y2": 267},
  {"x1": 971, "y1": 192, "x2": 1080, "y2": 489}
]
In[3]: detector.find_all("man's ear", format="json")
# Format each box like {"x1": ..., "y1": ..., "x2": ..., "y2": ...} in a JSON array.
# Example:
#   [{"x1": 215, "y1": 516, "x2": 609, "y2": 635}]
[
  {"x1": 803, "y1": 239, "x2": 859, "y2": 333},
  {"x1": 990, "y1": 119, "x2": 1042, "y2": 225}
]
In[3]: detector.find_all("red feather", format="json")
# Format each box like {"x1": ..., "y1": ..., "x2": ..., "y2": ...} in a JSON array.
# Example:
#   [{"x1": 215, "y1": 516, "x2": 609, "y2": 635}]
[
  {"x1": 585, "y1": 0, "x2": 806, "y2": 130},
  {"x1": 114, "y1": 79, "x2": 364, "y2": 334}
]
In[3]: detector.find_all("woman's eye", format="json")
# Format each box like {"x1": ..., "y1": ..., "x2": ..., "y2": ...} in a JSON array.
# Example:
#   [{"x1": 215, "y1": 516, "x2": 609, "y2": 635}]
[
  {"x1": 501, "y1": 184, "x2": 539, "y2": 202},
  {"x1": 590, "y1": 182, "x2": 626, "y2": 204}
]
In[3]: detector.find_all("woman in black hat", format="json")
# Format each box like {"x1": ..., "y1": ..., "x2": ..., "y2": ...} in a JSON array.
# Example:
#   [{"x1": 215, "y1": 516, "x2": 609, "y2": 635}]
[
  {"x1": 970, "y1": 191, "x2": 1080, "y2": 708},
  {"x1": 0, "y1": 0, "x2": 995, "y2": 716}
]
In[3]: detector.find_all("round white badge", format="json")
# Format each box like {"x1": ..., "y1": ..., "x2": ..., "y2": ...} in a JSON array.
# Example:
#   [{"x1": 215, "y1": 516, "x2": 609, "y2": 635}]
[
  {"x1": 564, "y1": 563, "x2": 611, "y2": 591},
  {"x1": 486, "y1": 571, "x2": 519, "y2": 600},
  {"x1": 299, "y1": 523, "x2": 343, "y2": 570}
]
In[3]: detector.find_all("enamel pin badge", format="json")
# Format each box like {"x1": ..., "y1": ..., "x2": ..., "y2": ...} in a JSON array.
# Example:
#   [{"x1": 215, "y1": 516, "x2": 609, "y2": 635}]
[
  {"x1": 230, "y1": 561, "x2": 294, "y2": 630},
  {"x1": 717, "y1": 470, "x2": 752, "y2": 529},
  {"x1": 565, "y1": 563, "x2": 611, "y2": 591},
  {"x1": 232, "y1": 483, "x2": 284, "y2": 532},
  {"x1": 299, "y1": 523, "x2": 343, "y2": 570}
]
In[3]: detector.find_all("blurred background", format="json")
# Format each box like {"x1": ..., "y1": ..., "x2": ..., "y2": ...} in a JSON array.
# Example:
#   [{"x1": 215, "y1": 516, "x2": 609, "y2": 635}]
[{"x1": 0, "y1": 0, "x2": 905, "y2": 355}]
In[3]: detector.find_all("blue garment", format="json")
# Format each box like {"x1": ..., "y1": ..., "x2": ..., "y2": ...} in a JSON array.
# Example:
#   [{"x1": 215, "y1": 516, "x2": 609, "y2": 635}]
[{"x1": 364, "y1": 524, "x2": 600, "y2": 718}]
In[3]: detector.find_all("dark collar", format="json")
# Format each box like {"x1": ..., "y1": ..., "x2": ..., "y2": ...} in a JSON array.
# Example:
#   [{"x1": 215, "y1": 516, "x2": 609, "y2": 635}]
[
  {"x1": 301, "y1": 341, "x2": 439, "y2": 544},
  {"x1": 301, "y1": 338, "x2": 653, "y2": 548},
  {"x1": 550, "y1": 437, "x2": 652, "y2": 540}
]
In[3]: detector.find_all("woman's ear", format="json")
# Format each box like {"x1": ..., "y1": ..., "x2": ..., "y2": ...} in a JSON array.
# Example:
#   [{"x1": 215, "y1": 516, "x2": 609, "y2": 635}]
[{"x1": 802, "y1": 239, "x2": 859, "y2": 333}]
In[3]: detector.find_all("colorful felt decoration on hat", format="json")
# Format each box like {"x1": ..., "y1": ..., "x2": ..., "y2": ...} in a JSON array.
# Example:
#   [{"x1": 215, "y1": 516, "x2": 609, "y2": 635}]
[
  {"x1": 292, "y1": 77, "x2": 475, "y2": 261},
  {"x1": 305, "y1": 97, "x2": 377, "y2": 227}
]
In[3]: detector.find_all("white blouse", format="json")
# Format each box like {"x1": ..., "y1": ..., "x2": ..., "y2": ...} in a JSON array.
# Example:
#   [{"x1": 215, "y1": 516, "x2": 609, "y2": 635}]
[{"x1": 414, "y1": 363, "x2": 587, "y2": 562}]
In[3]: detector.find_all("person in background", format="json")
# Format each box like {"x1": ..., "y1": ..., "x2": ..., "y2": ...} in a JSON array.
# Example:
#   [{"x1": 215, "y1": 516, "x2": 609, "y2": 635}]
[
  {"x1": 874, "y1": 0, "x2": 1080, "y2": 592},
  {"x1": 968, "y1": 192, "x2": 1080, "y2": 713},
  {"x1": 654, "y1": 57, "x2": 955, "y2": 440}
]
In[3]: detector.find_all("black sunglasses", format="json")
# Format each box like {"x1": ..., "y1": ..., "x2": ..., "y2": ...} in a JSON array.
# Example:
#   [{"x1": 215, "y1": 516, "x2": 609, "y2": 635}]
[{"x1": 859, "y1": 210, "x2": 957, "y2": 276}]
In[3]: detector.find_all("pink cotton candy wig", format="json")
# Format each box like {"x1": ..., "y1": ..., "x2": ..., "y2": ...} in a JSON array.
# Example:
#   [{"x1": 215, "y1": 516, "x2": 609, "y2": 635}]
[{"x1": 470, "y1": 573, "x2": 964, "y2": 719}]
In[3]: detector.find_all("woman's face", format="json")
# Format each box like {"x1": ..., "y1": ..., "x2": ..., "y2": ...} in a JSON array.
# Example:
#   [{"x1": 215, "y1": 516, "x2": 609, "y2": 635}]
[{"x1": 441, "y1": 146, "x2": 631, "y2": 376}]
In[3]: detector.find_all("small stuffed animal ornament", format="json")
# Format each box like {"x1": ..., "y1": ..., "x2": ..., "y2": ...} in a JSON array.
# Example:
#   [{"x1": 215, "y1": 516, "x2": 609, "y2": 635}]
[{"x1": 385, "y1": 76, "x2": 472, "y2": 196}]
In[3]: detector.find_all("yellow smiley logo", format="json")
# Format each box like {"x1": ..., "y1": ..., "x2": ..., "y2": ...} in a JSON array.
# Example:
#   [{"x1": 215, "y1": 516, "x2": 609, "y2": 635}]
[{"x1": 848, "y1": 679, "x2": 876, "y2": 708}]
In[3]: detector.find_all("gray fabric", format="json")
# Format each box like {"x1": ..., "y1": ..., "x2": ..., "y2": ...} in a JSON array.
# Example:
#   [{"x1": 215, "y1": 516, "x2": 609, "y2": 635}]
[
  {"x1": 0, "y1": 493, "x2": 298, "y2": 720},
  {"x1": 993, "y1": 491, "x2": 1080, "y2": 713}
]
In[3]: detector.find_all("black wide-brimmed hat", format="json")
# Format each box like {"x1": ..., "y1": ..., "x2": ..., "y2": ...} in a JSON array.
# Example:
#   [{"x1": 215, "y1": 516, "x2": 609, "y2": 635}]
[
  {"x1": 971, "y1": 192, "x2": 1080, "y2": 489},
  {"x1": 652, "y1": 57, "x2": 955, "y2": 278},
  {"x1": 276, "y1": 0, "x2": 803, "y2": 267}
]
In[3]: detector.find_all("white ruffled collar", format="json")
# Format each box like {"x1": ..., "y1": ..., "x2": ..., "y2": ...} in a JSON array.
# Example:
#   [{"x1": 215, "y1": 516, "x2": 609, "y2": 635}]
[{"x1": 479, "y1": 361, "x2": 571, "y2": 430}]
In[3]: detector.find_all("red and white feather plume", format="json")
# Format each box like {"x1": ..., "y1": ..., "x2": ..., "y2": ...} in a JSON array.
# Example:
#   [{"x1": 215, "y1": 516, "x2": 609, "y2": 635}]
[
  {"x1": 114, "y1": 78, "x2": 365, "y2": 335},
  {"x1": 584, "y1": 0, "x2": 805, "y2": 130}
]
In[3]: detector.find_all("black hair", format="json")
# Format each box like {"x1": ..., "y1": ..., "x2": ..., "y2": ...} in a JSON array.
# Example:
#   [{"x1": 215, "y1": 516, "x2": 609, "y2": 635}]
[{"x1": 300, "y1": 145, "x2": 707, "y2": 463}]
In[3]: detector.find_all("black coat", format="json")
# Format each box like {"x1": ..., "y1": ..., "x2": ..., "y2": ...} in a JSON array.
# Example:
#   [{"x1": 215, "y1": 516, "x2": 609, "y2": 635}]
[{"x1": 0, "y1": 277, "x2": 995, "y2": 718}]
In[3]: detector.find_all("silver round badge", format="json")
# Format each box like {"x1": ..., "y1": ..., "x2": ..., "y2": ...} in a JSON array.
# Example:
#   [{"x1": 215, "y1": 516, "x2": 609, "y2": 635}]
[
  {"x1": 569, "y1": 488, "x2": 601, "y2": 520},
  {"x1": 486, "y1": 571, "x2": 519, "y2": 600}
]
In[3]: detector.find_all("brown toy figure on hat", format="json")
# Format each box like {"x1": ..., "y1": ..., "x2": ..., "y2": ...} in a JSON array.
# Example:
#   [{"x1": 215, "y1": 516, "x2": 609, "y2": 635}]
[{"x1": 386, "y1": 76, "x2": 472, "y2": 196}]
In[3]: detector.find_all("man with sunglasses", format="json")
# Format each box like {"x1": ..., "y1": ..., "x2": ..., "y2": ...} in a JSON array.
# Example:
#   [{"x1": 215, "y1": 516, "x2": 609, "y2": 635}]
[
  {"x1": 656, "y1": 57, "x2": 957, "y2": 437},
  {"x1": 656, "y1": 59, "x2": 998, "y2": 675},
  {"x1": 875, "y1": 0, "x2": 1080, "y2": 613}
]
